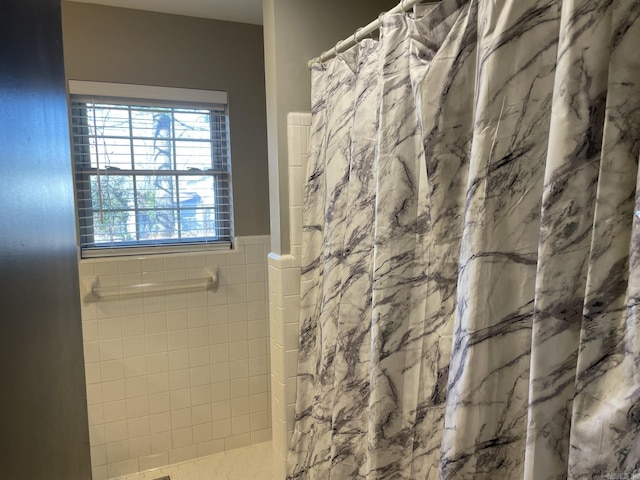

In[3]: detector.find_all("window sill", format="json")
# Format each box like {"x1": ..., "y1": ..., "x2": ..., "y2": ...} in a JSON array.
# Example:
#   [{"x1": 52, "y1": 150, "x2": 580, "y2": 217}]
[{"x1": 80, "y1": 240, "x2": 232, "y2": 259}]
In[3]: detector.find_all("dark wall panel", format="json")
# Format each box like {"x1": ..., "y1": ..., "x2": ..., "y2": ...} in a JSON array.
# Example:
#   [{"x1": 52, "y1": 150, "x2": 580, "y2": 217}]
[
  {"x1": 0, "y1": 0, "x2": 91, "y2": 478},
  {"x1": 61, "y1": 2, "x2": 271, "y2": 237}
]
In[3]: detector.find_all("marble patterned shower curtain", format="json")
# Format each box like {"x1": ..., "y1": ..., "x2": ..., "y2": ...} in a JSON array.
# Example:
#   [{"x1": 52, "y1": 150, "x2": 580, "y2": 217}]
[{"x1": 288, "y1": 0, "x2": 640, "y2": 479}]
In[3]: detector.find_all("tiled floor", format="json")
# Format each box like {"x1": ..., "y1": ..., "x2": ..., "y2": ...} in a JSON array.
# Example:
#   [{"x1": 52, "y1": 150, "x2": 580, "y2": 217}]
[{"x1": 118, "y1": 442, "x2": 274, "y2": 480}]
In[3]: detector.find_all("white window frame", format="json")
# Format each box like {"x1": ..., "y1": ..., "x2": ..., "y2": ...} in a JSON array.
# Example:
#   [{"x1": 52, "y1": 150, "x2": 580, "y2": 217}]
[{"x1": 69, "y1": 81, "x2": 234, "y2": 258}]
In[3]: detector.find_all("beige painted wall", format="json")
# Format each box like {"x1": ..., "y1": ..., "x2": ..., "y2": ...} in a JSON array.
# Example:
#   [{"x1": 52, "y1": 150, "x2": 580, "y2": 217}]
[
  {"x1": 61, "y1": 2, "x2": 270, "y2": 237},
  {"x1": 262, "y1": 0, "x2": 397, "y2": 254}
]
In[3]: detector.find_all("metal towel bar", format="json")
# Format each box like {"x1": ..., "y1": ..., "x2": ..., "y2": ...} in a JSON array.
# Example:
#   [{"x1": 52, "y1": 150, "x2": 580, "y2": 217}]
[{"x1": 82, "y1": 268, "x2": 217, "y2": 303}]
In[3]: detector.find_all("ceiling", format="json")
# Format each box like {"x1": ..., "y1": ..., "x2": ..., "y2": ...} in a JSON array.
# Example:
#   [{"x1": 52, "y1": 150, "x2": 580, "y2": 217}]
[{"x1": 69, "y1": 0, "x2": 264, "y2": 25}]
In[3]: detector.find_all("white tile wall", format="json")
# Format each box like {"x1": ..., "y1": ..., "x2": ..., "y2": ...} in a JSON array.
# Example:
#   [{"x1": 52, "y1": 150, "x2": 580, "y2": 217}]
[
  {"x1": 79, "y1": 236, "x2": 272, "y2": 480},
  {"x1": 268, "y1": 112, "x2": 311, "y2": 478}
]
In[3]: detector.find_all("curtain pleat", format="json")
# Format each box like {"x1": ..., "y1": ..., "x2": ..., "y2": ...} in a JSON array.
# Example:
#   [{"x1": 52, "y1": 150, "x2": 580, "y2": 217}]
[
  {"x1": 568, "y1": 0, "x2": 640, "y2": 476},
  {"x1": 525, "y1": 1, "x2": 612, "y2": 478},
  {"x1": 440, "y1": 1, "x2": 561, "y2": 477}
]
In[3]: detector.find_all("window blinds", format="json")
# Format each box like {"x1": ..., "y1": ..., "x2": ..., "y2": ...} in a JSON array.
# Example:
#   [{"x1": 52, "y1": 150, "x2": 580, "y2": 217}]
[{"x1": 69, "y1": 82, "x2": 233, "y2": 257}]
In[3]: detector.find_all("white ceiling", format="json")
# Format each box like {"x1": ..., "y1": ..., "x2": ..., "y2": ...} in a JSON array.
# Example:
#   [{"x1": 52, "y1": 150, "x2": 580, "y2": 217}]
[{"x1": 69, "y1": 0, "x2": 264, "y2": 25}]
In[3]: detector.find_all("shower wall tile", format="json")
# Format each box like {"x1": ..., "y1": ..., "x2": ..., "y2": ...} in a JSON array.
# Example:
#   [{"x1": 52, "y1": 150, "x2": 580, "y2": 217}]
[
  {"x1": 269, "y1": 113, "x2": 311, "y2": 477},
  {"x1": 79, "y1": 236, "x2": 271, "y2": 480}
]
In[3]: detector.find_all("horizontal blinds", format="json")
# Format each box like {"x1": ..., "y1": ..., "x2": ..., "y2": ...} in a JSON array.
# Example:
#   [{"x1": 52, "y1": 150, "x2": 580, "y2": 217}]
[{"x1": 71, "y1": 93, "x2": 233, "y2": 257}]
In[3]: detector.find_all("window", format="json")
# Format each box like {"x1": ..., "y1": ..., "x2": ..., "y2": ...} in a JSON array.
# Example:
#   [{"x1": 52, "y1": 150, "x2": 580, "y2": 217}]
[{"x1": 69, "y1": 82, "x2": 233, "y2": 258}]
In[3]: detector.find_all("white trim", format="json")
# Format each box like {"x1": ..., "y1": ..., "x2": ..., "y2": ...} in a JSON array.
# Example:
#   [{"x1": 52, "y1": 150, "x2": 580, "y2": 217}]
[{"x1": 68, "y1": 80, "x2": 228, "y2": 105}]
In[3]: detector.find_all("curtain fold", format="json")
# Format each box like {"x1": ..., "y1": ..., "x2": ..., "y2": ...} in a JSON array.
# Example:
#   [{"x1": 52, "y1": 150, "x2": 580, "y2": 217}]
[
  {"x1": 525, "y1": 1, "x2": 612, "y2": 477},
  {"x1": 568, "y1": 0, "x2": 640, "y2": 476},
  {"x1": 288, "y1": 0, "x2": 640, "y2": 478}
]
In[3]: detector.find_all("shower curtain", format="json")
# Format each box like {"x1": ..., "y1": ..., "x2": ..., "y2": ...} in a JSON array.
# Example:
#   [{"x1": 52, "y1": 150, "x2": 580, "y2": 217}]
[{"x1": 288, "y1": 0, "x2": 640, "y2": 478}]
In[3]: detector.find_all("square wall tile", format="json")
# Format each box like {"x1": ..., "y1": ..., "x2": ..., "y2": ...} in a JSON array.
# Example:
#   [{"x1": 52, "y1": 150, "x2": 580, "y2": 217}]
[
  {"x1": 80, "y1": 236, "x2": 272, "y2": 477},
  {"x1": 139, "y1": 452, "x2": 167, "y2": 472}
]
